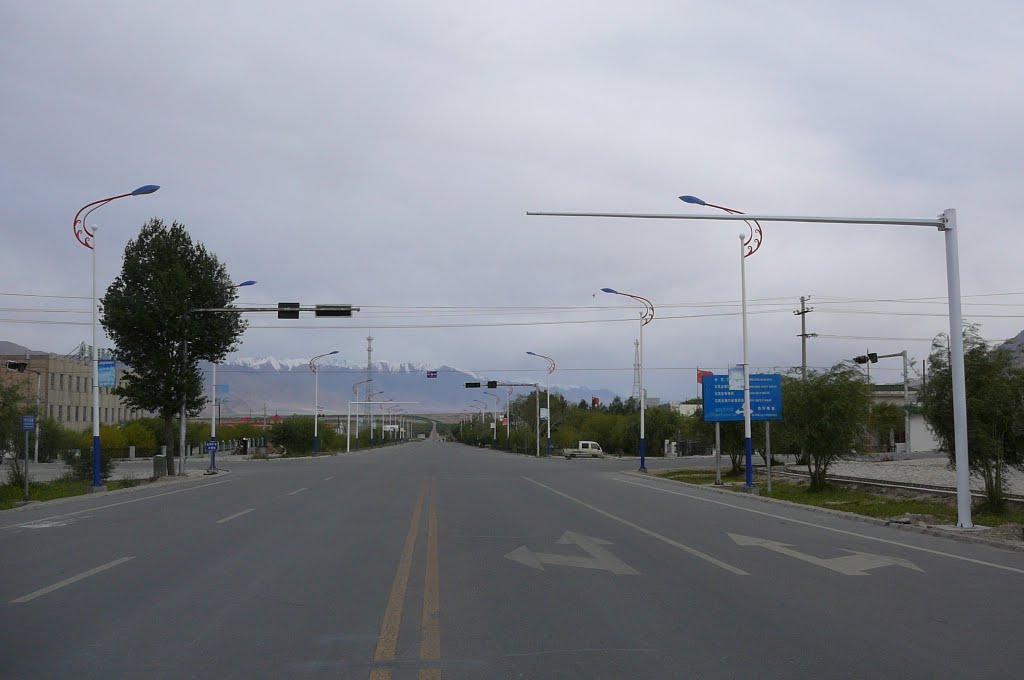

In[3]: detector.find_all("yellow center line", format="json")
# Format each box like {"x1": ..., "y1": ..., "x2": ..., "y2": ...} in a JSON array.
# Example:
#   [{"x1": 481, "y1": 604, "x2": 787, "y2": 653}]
[
  {"x1": 369, "y1": 478, "x2": 428, "y2": 680},
  {"x1": 420, "y1": 476, "x2": 441, "y2": 680}
]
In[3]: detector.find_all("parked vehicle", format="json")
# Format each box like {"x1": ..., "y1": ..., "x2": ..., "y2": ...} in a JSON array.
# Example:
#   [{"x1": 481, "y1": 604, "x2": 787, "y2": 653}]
[{"x1": 562, "y1": 441, "x2": 604, "y2": 459}]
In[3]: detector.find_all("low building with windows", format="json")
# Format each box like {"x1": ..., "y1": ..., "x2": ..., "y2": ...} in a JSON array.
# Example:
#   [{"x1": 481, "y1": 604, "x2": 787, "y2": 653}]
[{"x1": 1, "y1": 347, "x2": 146, "y2": 431}]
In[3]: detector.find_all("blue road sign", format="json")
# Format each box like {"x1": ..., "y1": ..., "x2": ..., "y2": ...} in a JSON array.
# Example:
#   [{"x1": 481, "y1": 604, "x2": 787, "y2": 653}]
[
  {"x1": 426, "y1": 370, "x2": 438, "y2": 378},
  {"x1": 98, "y1": 359, "x2": 117, "y2": 387},
  {"x1": 701, "y1": 374, "x2": 783, "y2": 422},
  {"x1": 21, "y1": 415, "x2": 35, "y2": 431},
  {"x1": 205, "y1": 440, "x2": 219, "y2": 453}
]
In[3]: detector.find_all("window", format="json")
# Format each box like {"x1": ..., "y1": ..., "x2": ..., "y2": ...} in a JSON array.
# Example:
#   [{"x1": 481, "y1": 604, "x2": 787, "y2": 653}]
[
  {"x1": 58, "y1": 405, "x2": 63, "y2": 420},
  {"x1": 59, "y1": 374, "x2": 65, "y2": 390},
  {"x1": 49, "y1": 404, "x2": 54, "y2": 418},
  {"x1": 76, "y1": 376, "x2": 81, "y2": 392},
  {"x1": 74, "y1": 406, "x2": 79, "y2": 422},
  {"x1": 49, "y1": 373, "x2": 55, "y2": 390},
  {"x1": 117, "y1": 408, "x2": 123, "y2": 421}
]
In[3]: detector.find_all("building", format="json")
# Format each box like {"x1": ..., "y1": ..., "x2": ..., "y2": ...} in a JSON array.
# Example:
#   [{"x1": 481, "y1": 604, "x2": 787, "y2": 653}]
[
  {"x1": 1, "y1": 347, "x2": 146, "y2": 431},
  {"x1": 870, "y1": 383, "x2": 938, "y2": 454}
]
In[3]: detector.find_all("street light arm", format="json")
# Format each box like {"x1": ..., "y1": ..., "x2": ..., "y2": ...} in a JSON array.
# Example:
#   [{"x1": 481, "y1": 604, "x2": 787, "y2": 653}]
[
  {"x1": 526, "y1": 351, "x2": 556, "y2": 373},
  {"x1": 309, "y1": 350, "x2": 339, "y2": 373},
  {"x1": 601, "y1": 288, "x2": 654, "y2": 325},
  {"x1": 73, "y1": 185, "x2": 160, "y2": 250}
]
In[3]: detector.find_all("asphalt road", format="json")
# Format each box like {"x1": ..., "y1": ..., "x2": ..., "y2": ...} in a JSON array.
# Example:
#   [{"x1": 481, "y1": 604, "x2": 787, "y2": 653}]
[{"x1": 1, "y1": 441, "x2": 1022, "y2": 679}]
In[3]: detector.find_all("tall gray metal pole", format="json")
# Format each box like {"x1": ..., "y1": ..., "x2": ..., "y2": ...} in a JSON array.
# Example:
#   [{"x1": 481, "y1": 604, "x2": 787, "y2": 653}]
[
  {"x1": 33, "y1": 371, "x2": 40, "y2": 465},
  {"x1": 535, "y1": 385, "x2": 540, "y2": 457},
  {"x1": 714, "y1": 422, "x2": 722, "y2": 486},
  {"x1": 795, "y1": 296, "x2": 814, "y2": 380},
  {"x1": 902, "y1": 350, "x2": 912, "y2": 455},
  {"x1": 943, "y1": 210, "x2": 972, "y2": 527},
  {"x1": 739, "y1": 234, "x2": 753, "y2": 488}
]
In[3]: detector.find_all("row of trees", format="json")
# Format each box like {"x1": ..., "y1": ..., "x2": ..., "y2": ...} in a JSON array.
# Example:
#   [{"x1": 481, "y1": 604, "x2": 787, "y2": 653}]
[{"x1": 450, "y1": 333, "x2": 1024, "y2": 512}]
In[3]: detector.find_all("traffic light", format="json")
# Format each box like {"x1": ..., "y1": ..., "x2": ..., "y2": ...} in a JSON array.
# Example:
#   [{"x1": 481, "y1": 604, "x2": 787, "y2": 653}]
[
  {"x1": 277, "y1": 302, "x2": 300, "y2": 319},
  {"x1": 314, "y1": 305, "x2": 352, "y2": 317},
  {"x1": 487, "y1": 380, "x2": 498, "y2": 389},
  {"x1": 4, "y1": 361, "x2": 27, "y2": 372},
  {"x1": 853, "y1": 353, "x2": 878, "y2": 364},
  {"x1": 465, "y1": 382, "x2": 481, "y2": 388}
]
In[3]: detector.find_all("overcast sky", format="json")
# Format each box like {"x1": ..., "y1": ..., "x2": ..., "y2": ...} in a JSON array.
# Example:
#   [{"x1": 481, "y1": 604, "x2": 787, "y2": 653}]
[{"x1": 3, "y1": 1, "x2": 1023, "y2": 402}]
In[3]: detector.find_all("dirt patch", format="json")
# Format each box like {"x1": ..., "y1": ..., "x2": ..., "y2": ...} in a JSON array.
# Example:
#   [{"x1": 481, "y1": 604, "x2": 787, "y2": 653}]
[{"x1": 976, "y1": 523, "x2": 1024, "y2": 543}]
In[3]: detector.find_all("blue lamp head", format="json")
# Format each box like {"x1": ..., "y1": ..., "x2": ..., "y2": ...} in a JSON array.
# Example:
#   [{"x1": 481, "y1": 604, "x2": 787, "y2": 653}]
[
  {"x1": 678, "y1": 195, "x2": 705, "y2": 206},
  {"x1": 600, "y1": 287, "x2": 618, "y2": 294},
  {"x1": 132, "y1": 184, "x2": 161, "y2": 196},
  {"x1": 526, "y1": 351, "x2": 537, "y2": 357},
  {"x1": 236, "y1": 280, "x2": 257, "y2": 287},
  {"x1": 328, "y1": 350, "x2": 339, "y2": 355}
]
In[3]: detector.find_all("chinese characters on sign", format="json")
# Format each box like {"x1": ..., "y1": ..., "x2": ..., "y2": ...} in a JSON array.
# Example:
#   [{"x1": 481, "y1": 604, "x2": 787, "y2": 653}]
[{"x1": 701, "y1": 374, "x2": 783, "y2": 422}]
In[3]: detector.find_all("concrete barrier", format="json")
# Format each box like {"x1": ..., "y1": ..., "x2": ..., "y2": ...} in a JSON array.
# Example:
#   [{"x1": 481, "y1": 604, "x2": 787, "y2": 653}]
[{"x1": 153, "y1": 454, "x2": 167, "y2": 479}]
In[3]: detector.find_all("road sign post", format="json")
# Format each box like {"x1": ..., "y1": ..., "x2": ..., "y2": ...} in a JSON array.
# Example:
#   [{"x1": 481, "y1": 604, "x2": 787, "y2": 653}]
[
  {"x1": 702, "y1": 374, "x2": 782, "y2": 487},
  {"x1": 21, "y1": 415, "x2": 35, "y2": 500}
]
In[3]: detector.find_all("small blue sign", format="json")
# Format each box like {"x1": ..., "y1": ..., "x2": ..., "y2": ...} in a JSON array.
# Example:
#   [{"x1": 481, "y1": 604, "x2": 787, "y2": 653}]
[
  {"x1": 21, "y1": 415, "x2": 35, "y2": 431},
  {"x1": 216, "y1": 383, "x2": 230, "y2": 397},
  {"x1": 98, "y1": 359, "x2": 117, "y2": 387},
  {"x1": 702, "y1": 374, "x2": 783, "y2": 422},
  {"x1": 426, "y1": 370, "x2": 438, "y2": 379},
  {"x1": 204, "y1": 440, "x2": 219, "y2": 453}
]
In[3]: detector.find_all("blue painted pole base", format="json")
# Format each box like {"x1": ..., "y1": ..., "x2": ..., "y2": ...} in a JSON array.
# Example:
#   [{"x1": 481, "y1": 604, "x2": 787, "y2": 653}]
[
  {"x1": 639, "y1": 437, "x2": 647, "y2": 472},
  {"x1": 744, "y1": 436, "x2": 754, "y2": 487},
  {"x1": 313, "y1": 435, "x2": 320, "y2": 456},
  {"x1": 91, "y1": 435, "x2": 103, "y2": 488}
]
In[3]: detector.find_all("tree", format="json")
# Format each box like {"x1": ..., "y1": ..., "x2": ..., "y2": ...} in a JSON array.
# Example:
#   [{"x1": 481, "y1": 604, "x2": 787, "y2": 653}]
[
  {"x1": 101, "y1": 219, "x2": 248, "y2": 475},
  {"x1": 869, "y1": 402, "x2": 905, "y2": 452},
  {"x1": 784, "y1": 364, "x2": 871, "y2": 490},
  {"x1": 919, "y1": 326, "x2": 1024, "y2": 511}
]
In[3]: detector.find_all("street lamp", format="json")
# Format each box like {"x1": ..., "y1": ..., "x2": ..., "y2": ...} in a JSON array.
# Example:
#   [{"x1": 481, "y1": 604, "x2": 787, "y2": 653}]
[
  {"x1": 73, "y1": 184, "x2": 160, "y2": 491},
  {"x1": 528, "y1": 204, "x2": 973, "y2": 527},
  {"x1": 209, "y1": 280, "x2": 257, "y2": 471},
  {"x1": 681, "y1": 195, "x2": 762, "y2": 488},
  {"x1": 352, "y1": 379, "x2": 371, "y2": 438},
  {"x1": 601, "y1": 287, "x2": 655, "y2": 472},
  {"x1": 309, "y1": 350, "x2": 339, "y2": 454},
  {"x1": 482, "y1": 391, "x2": 501, "y2": 443},
  {"x1": 368, "y1": 390, "x2": 384, "y2": 441},
  {"x1": 526, "y1": 351, "x2": 556, "y2": 455}
]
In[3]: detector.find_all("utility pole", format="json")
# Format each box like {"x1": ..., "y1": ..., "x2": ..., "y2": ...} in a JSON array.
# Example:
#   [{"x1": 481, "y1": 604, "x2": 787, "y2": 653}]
[
  {"x1": 902, "y1": 350, "x2": 912, "y2": 455},
  {"x1": 793, "y1": 295, "x2": 815, "y2": 379},
  {"x1": 366, "y1": 335, "x2": 374, "y2": 441}
]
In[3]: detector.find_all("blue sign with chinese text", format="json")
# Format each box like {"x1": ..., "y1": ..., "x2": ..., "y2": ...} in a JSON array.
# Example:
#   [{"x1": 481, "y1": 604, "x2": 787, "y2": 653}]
[
  {"x1": 98, "y1": 359, "x2": 117, "y2": 387},
  {"x1": 701, "y1": 374, "x2": 783, "y2": 422},
  {"x1": 21, "y1": 415, "x2": 35, "y2": 431}
]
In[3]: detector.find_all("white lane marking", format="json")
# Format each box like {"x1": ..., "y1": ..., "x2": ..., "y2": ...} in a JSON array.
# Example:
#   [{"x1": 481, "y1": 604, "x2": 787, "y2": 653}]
[
  {"x1": 1, "y1": 478, "x2": 235, "y2": 531},
  {"x1": 323, "y1": 476, "x2": 334, "y2": 481},
  {"x1": 616, "y1": 476, "x2": 1024, "y2": 575},
  {"x1": 506, "y1": 531, "x2": 639, "y2": 575},
  {"x1": 522, "y1": 477, "x2": 748, "y2": 576},
  {"x1": 287, "y1": 487, "x2": 308, "y2": 496},
  {"x1": 11, "y1": 557, "x2": 135, "y2": 603},
  {"x1": 216, "y1": 508, "x2": 255, "y2": 524},
  {"x1": 728, "y1": 533, "x2": 923, "y2": 575}
]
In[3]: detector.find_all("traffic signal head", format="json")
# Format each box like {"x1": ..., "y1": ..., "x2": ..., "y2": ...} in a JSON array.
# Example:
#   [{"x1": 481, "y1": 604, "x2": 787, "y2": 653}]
[
  {"x1": 853, "y1": 353, "x2": 879, "y2": 365},
  {"x1": 277, "y1": 302, "x2": 300, "y2": 319},
  {"x1": 464, "y1": 382, "x2": 481, "y2": 388},
  {"x1": 487, "y1": 380, "x2": 498, "y2": 389}
]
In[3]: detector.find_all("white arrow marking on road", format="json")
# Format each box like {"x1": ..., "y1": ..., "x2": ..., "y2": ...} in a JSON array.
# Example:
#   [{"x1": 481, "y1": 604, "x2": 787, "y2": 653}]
[
  {"x1": 505, "y1": 531, "x2": 639, "y2": 575},
  {"x1": 728, "y1": 533, "x2": 923, "y2": 576}
]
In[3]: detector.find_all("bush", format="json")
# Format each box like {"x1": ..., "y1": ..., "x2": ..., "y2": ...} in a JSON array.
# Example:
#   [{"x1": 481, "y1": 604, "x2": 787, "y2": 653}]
[{"x1": 63, "y1": 445, "x2": 117, "y2": 483}]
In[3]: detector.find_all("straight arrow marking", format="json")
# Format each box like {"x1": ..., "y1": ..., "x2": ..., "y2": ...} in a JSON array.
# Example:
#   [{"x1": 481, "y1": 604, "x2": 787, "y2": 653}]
[{"x1": 505, "y1": 531, "x2": 639, "y2": 575}]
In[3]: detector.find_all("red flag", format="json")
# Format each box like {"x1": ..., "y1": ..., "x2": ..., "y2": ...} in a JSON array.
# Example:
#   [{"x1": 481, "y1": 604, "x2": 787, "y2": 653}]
[
  {"x1": 591, "y1": 396, "x2": 601, "y2": 406},
  {"x1": 697, "y1": 369, "x2": 713, "y2": 384}
]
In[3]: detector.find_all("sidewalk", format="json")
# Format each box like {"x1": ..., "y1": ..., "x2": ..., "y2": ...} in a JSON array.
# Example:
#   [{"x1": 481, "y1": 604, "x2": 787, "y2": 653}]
[
  {"x1": 802, "y1": 456, "x2": 1024, "y2": 496},
  {"x1": 11, "y1": 454, "x2": 253, "y2": 483}
]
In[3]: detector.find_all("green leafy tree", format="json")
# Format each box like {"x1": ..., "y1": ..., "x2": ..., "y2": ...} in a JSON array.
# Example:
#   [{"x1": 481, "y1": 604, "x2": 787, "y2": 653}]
[
  {"x1": 919, "y1": 326, "x2": 1024, "y2": 511},
  {"x1": 101, "y1": 219, "x2": 248, "y2": 475},
  {"x1": 869, "y1": 401, "x2": 905, "y2": 452},
  {"x1": 0, "y1": 380, "x2": 23, "y2": 457},
  {"x1": 784, "y1": 364, "x2": 871, "y2": 490}
]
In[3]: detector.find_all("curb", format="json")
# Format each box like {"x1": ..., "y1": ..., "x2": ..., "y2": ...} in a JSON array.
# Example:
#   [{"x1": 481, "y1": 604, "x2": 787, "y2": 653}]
[
  {"x1": 628, "y1": 471, "x2": 1024, "y2": 554},
  {"x1": 0, "y1": 471, "x2": 227, "y2": 516}
]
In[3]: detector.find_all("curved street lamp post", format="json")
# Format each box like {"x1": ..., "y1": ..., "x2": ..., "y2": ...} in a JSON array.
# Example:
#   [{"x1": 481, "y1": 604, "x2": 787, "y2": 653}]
[
  {"x1": 526, "y1": 352, "x2": 556, "y2": 455},
  {"x1": 309, "y1": 350, "x2": 339, "y2": 454},
  {"x1": 73, "y1": 185, "x2": 160, "y2": 490},
  {"x1": 601, "y1": 288, "x2": 655, "y2": 472}
]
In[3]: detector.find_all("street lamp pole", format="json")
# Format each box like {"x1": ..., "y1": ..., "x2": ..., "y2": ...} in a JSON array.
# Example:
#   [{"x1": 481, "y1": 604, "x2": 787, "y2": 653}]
[
  {"x1": 73, "y1": 184, "x2": 159, "y2": 490},
  {"x1": 483, "y1": 391, "x2": 500, "y2": 443},
  {"x1": 352, "y1": 379, "x2": 371, "y2": 438},
  {"x1": 209, "y1": 280, "x2": 256, "y2": 471},
  {"x1": 526, "y1": 352, "x2": 555, "y2": 455},
  {"x1": 601, "y1": 287, "x2": 654, "y2": 472},
  {"x1": 527, "y1": 205, "x2": 972, "y2": 527},
  {"x1": 309, "y1": 350, "x2": 339, "y2": 455}
]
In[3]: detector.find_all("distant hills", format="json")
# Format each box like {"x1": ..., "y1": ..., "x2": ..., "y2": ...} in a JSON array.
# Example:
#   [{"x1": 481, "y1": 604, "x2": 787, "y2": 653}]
[{"x1": 211, "y1": 356, "x2": 621, "y2": 417}]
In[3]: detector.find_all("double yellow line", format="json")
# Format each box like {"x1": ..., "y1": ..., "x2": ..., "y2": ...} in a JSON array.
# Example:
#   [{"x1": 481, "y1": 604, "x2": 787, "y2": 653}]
[{"x1": 369, "y1": 476, "x2": 441, "y2": 680}]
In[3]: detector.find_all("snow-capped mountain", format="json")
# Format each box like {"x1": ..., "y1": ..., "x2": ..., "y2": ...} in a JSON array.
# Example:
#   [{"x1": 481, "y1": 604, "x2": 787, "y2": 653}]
[{"x1": 206, "y1": 356, "x2": 619, "y2": 417}]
